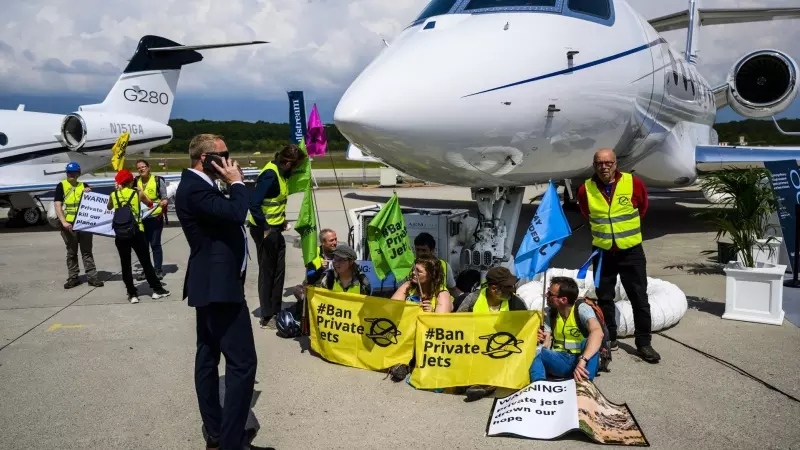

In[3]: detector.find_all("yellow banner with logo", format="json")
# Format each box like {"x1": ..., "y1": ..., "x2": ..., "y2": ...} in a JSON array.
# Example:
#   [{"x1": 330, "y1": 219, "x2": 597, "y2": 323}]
[
  {"x1": 307, "y1": 287, "x2": 420, "y2": 372},
  {"x1": 409, "y1": 311, "x2": 541, "y2": 390}
]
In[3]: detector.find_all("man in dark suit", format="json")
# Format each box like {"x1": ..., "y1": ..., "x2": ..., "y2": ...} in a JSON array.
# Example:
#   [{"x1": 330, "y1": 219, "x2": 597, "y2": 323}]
[{"x1": 175, "y1": 134, "x2": 257, "y2": 450}]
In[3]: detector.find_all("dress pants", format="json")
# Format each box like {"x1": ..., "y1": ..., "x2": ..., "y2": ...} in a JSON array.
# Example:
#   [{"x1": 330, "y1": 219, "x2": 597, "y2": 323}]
[
  {"x1": 248, "y1": 226, "x2": 286, "y2": 320},
  {"x1": 115, "y1": 231, "x2": 162, "y2": 296},
  {"x1": 195, "y1": 301, "x2": 257, "y2": 450},
  {"x1": 592, "y1": 243, "x2": 652, "y2": 347}
]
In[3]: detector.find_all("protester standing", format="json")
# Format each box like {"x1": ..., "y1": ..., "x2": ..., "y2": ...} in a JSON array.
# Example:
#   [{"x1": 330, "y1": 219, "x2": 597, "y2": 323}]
[
  {"x1": 248, "y1": 144, "x2": 307, "y2": 329},
  {"x1": 576, "y1": 148, "x2": 660, "y2": 363},
  {"x1": 53, "y1": 162, "x2": 104, "y2": 289},
  {"x1": 134, "y1": 159, "x2": 168, "y2": 279},
  {"x1": 107, "y1": 169, "x2": 170, "y2": 304},
  {"x1": 176, "y1": 134, "x2": 258, "y2": 450}
]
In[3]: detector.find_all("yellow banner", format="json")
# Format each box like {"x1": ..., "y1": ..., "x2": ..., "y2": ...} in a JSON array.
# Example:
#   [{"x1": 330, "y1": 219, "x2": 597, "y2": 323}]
[
  {"x1": 409, "y1": 311, "x2": 541, "y2": 390},
  {"x1": 307, "y1": 287, "x2": 419, "y2": 372},
  {"x1": 110, "y1": 132, "x2": 130, "y2": 171}
]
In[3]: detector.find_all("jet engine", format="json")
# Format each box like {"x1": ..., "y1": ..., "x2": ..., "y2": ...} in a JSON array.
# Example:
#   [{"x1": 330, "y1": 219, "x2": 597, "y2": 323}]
[
  {"x1": 726, "y1": 50, "x2": 799, "y2": 118},
  {"x1": 61, "y1": 113, "x2": 87, "y2": 150}
]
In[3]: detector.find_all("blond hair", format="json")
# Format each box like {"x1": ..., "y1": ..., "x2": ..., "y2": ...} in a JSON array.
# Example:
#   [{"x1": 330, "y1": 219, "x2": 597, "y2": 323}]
[{"x1": 188, "y1": 134, "x2": 223, "y2": 161}]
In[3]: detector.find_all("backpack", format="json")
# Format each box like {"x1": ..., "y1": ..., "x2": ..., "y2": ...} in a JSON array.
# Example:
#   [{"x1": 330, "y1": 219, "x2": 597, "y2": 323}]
[
  {"x1": 112, "y1": 190, "x2": 139, "y2": 240},
  {"x1": 549, "y1": 297, "x2": 613, "y2": 373}
]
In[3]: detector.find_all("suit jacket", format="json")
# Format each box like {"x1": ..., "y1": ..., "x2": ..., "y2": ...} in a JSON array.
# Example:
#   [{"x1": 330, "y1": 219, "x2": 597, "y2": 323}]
[{"x1": 176, "y1": 169, "x2": 250, "y2": 307}]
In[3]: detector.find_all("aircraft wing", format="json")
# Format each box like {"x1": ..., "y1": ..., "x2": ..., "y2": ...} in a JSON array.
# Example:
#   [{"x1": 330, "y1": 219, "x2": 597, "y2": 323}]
[
  {"x1": 696, "y1": 145, "x2": 800, "y2": 166},
  {"x1": 649, "y1": 7, "x2": 800, "y2": 33},
  {"x1": 0, "y1": 169, "x2": 262, "y2": 195}
]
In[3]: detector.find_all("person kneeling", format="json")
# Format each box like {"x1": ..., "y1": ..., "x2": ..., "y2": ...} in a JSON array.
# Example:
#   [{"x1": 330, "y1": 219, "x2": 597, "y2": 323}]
[{"x1": 530, "y1": 276, "x2": 602, "y2": 383}]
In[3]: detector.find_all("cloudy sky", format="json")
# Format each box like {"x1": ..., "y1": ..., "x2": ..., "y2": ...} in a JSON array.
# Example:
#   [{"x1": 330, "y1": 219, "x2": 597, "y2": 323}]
[{"x1": 1, "y1": 0, "x2": 799, "y2": 123}]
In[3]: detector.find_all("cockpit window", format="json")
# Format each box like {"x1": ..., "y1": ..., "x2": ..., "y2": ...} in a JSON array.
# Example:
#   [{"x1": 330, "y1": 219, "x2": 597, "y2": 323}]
[
  {"x1": 0, "y1": 133, "x2": 7, "y2": 146},
  {"x1": 464, "y1": 0, "x2": 558, "y2": 10},
  {"x1": 567, "y1": 0, "x2": 610, "y2": 19},
  {"x1": 415, "y1": 0, "x2": 459, "y2": 22}
]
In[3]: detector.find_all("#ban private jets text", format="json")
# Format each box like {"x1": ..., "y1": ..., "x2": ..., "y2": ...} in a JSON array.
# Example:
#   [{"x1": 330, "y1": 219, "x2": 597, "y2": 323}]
[
  {"x1": 0, "y1": 35, "x2": 266, "y2": 226},
  {"x1": 334, "y1": 0, "x2": 800, "y2": 272}
]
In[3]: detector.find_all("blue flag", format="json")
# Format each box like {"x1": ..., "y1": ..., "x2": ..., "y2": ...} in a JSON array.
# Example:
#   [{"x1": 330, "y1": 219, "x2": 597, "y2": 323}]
[
  {"x1": 514, "y1": 181, "x2": 572, "y2": 279},
  {"x1": 287, "y1": 91, "x2": 308, "y2": 145}
]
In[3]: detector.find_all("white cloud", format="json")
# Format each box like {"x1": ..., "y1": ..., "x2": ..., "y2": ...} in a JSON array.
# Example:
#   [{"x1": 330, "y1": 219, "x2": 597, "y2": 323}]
[{"x1": 0, "y1": 0, "x2": 799, "y2": 103}]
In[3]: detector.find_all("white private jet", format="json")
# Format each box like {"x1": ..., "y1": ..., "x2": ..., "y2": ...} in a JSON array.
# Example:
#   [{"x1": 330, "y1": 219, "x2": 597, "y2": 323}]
[
  {"x1": 334, "y1": 0, "x2": 800, "y2": 270},
  {"x1": 0, "y1": 35, "x2": 266, "y2": 226}
]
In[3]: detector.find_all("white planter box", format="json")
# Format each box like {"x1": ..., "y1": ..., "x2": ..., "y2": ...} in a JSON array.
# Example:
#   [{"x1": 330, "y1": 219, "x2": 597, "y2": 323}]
[
  {"x1": 723, "y1": 261, "x2": 786, "y2": 325},
  {"x1": 738, "y1": 238, "x2": 783, "y2": 267}
]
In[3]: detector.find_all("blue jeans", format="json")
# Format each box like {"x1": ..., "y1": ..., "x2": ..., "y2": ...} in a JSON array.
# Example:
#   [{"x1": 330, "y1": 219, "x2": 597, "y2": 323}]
[
  {"x1": 143, "y1": 216, "x2": 164, "y2": 271},
  {"x1": 529, "y1": 339, "x2": 599, "y2": 382}
]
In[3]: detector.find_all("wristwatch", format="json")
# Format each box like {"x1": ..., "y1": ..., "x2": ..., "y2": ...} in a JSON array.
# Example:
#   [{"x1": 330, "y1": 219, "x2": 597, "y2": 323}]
[{"x1": 578, "y1": 355, "x2": 588, "y2": 364}]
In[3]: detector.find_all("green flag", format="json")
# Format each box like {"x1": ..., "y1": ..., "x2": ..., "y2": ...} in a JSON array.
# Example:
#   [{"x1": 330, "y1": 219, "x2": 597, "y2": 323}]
[
  {"x1": 288, "y1": 139, "x2": 311, "y2": 195},
  {"x1": 367, "y1": 193, "x2": 415, "y2": 280},
  {"x1": 295, "y1": 184, "x2": 318, "y2": 266}
]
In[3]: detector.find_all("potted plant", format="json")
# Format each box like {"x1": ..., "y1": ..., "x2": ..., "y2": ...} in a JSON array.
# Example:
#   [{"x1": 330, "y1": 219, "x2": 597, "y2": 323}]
[{"x1": 695, "y1": 168, "x2": 786, "y2": 325}]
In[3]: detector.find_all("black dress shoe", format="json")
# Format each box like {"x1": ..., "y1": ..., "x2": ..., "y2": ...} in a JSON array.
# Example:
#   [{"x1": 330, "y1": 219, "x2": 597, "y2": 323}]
[{"x1": 637, "y1": 345, "x2": 661, "y2": 363}]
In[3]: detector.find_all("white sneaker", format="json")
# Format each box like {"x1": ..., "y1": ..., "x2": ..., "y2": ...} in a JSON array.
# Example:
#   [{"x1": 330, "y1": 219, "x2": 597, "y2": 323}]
[
  {"x1": 128, "y1": 295, "x2": 140, "y2": 304},
  {"x1": 152, "y1": 289, "x2": 171, "y2": 300}
]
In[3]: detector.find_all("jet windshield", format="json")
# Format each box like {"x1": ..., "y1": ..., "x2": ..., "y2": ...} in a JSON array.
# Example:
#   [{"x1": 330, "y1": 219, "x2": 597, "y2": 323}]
[{"x1": 412, "y1": 0, "x2": 612, "y2": 26}]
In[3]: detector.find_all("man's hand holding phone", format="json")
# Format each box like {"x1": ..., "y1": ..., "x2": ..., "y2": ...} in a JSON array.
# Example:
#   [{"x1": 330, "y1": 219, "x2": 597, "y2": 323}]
[{"x1": 210, "y1": 156, "x2": 243, "y2": 185}]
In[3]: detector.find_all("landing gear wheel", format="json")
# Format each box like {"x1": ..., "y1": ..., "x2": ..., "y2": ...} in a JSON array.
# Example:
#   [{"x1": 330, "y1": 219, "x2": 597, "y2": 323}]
[{"x1": 22, "y1": 207, "x2": 42, "y2": 226}]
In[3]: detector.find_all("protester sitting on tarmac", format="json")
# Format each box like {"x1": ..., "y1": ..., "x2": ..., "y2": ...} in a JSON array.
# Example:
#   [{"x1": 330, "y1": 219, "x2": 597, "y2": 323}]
[
  {"x1": 530, "y1": 276, "x2": 603, "y2": 383},
  {"x1": 107, "y1": 169, "x2": 171, "y2": 304},
  {"x1": 413, "y1": 232, "x2": 463, "y2": 298},
  {"x1": 318, "y1": 244, "x2": 372, "y2": 296},
  {"x1": 456, "y1": 267, "x2": 527, "y2": 313},
  {"x1": 291, "y1": 228, "x2": 339, "y2": 316},
  {"x1": 455, "y1": 266, "x2": 527, "y2": 401},
  {"x1": 391, "y1": 255, "x2": 453, "y2": 313}
]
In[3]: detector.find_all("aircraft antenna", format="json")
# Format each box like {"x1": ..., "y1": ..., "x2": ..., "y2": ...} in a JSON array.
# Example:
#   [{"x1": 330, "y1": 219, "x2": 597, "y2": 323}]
[{"x1": 685, "y1": 0, "x2": 699, "y2": 65}]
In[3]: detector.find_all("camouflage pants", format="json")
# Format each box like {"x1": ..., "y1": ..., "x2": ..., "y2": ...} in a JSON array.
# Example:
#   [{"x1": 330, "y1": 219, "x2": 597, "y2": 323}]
[{"x1": 61, "y1": 227, "x2": 97, "y2": 280}]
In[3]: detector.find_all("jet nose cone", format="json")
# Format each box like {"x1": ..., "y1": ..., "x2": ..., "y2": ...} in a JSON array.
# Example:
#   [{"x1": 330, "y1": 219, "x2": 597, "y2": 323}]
[{"x1": 333, "y1": 80, "x2": 380, "y2": 142}]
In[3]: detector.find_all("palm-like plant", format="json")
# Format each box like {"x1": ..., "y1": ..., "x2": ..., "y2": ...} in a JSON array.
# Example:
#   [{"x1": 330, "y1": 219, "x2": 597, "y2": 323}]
[{"x1": 694, "y1": 168, "x2": 779, "y2": 268}]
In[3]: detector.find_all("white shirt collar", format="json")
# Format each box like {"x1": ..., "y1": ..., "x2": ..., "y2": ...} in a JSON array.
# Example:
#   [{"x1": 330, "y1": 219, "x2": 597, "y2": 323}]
[{"x1": 188, "y1": 168, "x2": 214, "y2": 187}]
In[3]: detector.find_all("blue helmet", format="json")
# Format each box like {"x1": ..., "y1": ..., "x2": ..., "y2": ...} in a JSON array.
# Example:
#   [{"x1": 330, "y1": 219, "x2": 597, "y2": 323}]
[
  {"x1": 65, "y1": 162, "x2": 81, "y2": 172},
  {"x1": 275, "y1": 310, "x2": 301, "y2": 338}
]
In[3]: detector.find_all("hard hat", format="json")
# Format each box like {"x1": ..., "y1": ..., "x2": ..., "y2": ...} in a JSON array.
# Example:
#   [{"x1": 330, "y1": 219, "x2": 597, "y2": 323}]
[
  {"x1": 65, "y1": 162, "x2": 81, "y2": 172},
  {"x1": 275, "y1": 310, "x2": 301, "y2": 338}
]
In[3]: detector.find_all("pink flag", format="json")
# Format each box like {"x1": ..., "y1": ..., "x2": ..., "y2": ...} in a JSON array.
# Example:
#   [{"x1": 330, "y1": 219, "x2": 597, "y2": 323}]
[{"x1": 305, "y1": 104, "x2": 327, "y2": 157}]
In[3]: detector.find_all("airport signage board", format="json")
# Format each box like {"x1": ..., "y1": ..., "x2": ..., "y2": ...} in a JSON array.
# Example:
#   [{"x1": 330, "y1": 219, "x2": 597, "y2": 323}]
[{"x1": 763, "y1": 160, "x2": 800, "y2": 272}]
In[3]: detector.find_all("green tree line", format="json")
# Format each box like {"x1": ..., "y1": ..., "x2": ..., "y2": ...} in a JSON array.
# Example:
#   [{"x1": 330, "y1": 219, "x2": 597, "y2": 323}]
[
  {"x1": 714, "y1": 118, "x2": 800, "y2": 146},
  {"x1": 156, "y1": 119, "x2": 350, "y2": 154}
]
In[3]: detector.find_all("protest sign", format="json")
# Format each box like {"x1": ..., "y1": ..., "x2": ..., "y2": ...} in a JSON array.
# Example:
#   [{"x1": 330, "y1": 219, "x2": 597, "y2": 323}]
[
  {"x1": 306, "y1": 287, "x2": 419, "y2": 371},
  {"x1": 764, "y1": 160, "x2": 799, "y2": 272},
  {"x1": 72, "y1": 192, "x2": 154, "y2": 237},
  {"x1": 409, "y1": 311, "x2": 541, "y2": 390},
  {"x1": 487, "y1": 379, "x2": 649, "y2": 446}
]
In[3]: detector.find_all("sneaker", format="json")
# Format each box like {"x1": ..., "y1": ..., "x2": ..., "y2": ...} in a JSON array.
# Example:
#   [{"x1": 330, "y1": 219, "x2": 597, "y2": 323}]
[
  {"x1": 63, "y1": 278, "x2": 81, "y2": 289},
  {"x1": 260, "y1": 316, "x2": 276, "y2": 329},
  {"x1": 465, "y1": 385, "x2": 496, "y2": 402},
  {"x1": 152, "y1": 288, "x2": 171, "y2": 299},
  {"x1": 128, "y1": 295, "x2": 140, "y2": 304},
  {"x1": 637, "y1": 345, "x2": 661, "y2": 363},
  {"x1": 88, "y1": 278, "x2": 104, "y2": 287},
  {"x1": 610, "y1": 340, "x2": 619, "y2": 351}
]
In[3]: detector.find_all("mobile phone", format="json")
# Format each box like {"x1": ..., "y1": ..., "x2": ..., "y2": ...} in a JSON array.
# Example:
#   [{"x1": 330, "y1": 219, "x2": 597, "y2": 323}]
[{"x1": 202, "y1": 153, "x2": 226, "y2": 172}]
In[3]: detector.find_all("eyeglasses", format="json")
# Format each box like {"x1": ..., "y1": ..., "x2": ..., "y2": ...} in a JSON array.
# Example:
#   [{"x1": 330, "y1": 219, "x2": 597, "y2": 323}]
[{"x1": 594, "y1": 161, "x2": 615, "y2": 167}]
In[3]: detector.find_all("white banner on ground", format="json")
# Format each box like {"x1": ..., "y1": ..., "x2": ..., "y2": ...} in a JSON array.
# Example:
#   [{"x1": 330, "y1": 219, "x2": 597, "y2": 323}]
[
  {"x1": 487, "y1": 379, "x2": 578, "y2": 440},
  {"x1": 72, "y1": 192, "x2": 155, "y2": 238}
]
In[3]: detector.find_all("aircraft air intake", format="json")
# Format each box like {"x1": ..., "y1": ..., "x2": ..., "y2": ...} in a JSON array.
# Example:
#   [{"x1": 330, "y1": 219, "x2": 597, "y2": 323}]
[
  {"x1": 726, "y1": 50, "x2": 798, "y2": 118},
  {"x1": 61, "y1": 114, "x2": 87, "y2": 150}
]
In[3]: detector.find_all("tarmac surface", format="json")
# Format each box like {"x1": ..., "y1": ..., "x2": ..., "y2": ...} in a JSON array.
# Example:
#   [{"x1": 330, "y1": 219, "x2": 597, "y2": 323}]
[{"x1": 1, "y1": 185, "x2": 799, "y2": 449}]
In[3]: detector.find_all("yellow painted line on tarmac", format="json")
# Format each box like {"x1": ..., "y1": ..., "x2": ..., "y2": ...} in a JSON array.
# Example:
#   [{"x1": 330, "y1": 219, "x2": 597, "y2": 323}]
[{"x1": 46, "y1": 324, "x2": 85, "y2": 332}]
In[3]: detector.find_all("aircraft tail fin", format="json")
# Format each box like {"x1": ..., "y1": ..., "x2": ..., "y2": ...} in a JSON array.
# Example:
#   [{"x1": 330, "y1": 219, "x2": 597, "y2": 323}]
[{"x1": 79, "y1": 35, "x2": 267, "y2": 123}]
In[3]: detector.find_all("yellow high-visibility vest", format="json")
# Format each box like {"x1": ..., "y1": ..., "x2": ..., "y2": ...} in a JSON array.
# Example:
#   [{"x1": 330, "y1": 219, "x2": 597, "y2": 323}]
[
  {"x1": 584, "y1": 172, "x2": 642, "y2": 250},
  {"x1": 472, "y1": 287, "x2": 510, "y2": 313},
  {"x1": 247, "y1": 162, "x2": 287, "y2": 227},
  {"x1": 439, "y1": 259, "x2": 448, "y2": 292},
  {"x1": 60, "y1": 180, "x2": 85, "y2": 224},
  {"x1": 137, "y1": 176, "x2": 162, "y2": 216},
  {"x1": 110, "y1": 187, "x2": 144, "y2": 231},
  {"x1": 552, "y1": 305, "x2": 583, "y2": 355}
]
